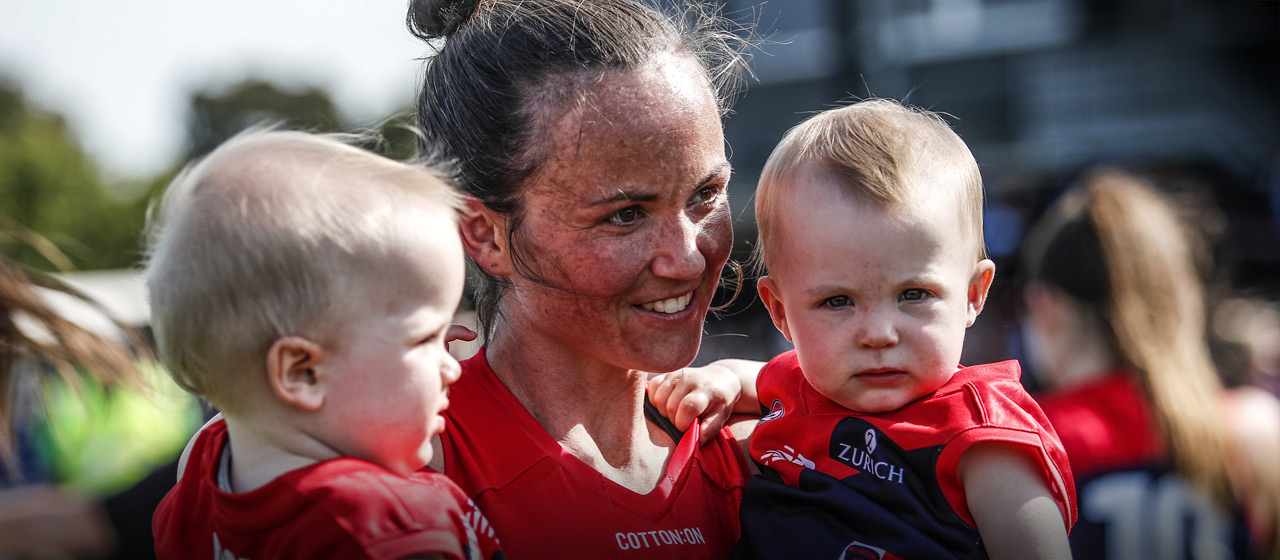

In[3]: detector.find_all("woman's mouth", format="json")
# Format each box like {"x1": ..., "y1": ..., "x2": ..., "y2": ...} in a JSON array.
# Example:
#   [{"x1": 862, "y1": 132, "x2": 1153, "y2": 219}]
[{"x1": 640, "y1": 292, "x2": 693, "y2": 314}]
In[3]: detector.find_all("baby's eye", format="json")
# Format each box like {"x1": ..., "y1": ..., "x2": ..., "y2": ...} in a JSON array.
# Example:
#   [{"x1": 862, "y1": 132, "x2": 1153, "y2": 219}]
[
  {"x1": 823, "y1": 295, "x2": 852, "y2": 308},
  {"x1": 607, "y1": 206, "x2": 644, "y2": 226},
  {"x1": 901, "y1": 289, "x2": 928, "y2": 302}
]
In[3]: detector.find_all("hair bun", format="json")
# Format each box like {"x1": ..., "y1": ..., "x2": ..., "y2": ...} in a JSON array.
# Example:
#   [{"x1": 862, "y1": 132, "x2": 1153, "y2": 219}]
[{"x1": 408, "y1": 0, "x2": 481, "y2": 39}]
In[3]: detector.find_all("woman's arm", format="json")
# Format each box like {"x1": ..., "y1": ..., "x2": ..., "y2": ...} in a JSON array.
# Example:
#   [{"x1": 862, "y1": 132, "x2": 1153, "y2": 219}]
[
  {"x1": 960, "y1": 442, "x2": 1072, "y2": 559},
  {"x1": 1224, "y1": 386, "x2": 1280, "y2": 557}
]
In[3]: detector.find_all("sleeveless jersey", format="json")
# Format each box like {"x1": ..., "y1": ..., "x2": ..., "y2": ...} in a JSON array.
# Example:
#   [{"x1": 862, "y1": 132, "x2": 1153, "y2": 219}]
[
  {"x1": 153, "y1": 419, "x2": 503, "y2": 560},
  {"x1": 1037, "y1": 374, "x2": 1253, "y2": 559},
  {"x1": 436, "y1": 350, "x2": 750, "y2": 559},
  {"x1": 735, "y1": 351, "x2": 1076, "y2": 559}
]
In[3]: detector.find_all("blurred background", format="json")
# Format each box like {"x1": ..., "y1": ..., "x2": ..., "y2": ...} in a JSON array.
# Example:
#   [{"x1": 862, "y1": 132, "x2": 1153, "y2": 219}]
[
  {"x1": 0, "y1": 0, "x2": 1276, "y2": 555},
  {"x1": 701, "y1": 0, "x2": 1280, "y2": 398}
]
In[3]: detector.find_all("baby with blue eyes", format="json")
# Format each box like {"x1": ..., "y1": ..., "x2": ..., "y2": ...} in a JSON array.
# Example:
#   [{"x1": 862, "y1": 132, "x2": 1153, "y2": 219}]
[{"x1": 733, "y1": 99, "x2": 1078, "y2": 560}]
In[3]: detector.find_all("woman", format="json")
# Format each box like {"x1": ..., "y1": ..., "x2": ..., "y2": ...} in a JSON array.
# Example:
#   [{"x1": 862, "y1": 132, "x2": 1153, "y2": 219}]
[
  {"x1": 408, "y1": 0, "x2": 759, "y2": 557},
  {"x1": 1020, "y1": 167, "x2": 1280, "y2": 559}
]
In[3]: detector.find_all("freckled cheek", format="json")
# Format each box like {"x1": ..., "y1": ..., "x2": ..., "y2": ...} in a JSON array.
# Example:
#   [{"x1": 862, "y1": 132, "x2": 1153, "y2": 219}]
[
  {"x1": 697, "y1": 211, "x2": 734, "y2": 273},
  {"x1": 547, "y1": 242, "x2": 652, "y2": 298}
]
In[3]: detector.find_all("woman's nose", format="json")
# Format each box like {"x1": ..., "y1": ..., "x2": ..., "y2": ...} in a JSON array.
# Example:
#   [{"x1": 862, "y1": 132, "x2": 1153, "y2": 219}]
[{"x1": 651, "y1": 215, "x2": 704, "y2": 280}]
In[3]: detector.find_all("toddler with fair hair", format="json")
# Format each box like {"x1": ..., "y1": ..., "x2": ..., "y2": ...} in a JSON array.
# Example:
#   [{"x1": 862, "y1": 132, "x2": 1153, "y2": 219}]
[
  {"x1": 147, "y1": 129, "x2": 502, "y2": 560},
  {"x1": 734, "y1": 99, "x2": 1076, "y2": 559}
]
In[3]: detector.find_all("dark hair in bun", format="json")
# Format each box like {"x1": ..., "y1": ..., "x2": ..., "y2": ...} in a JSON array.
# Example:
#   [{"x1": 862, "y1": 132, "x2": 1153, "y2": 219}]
[{"x1": 407, "y1": 0, "x2": 480, "y2": 39}]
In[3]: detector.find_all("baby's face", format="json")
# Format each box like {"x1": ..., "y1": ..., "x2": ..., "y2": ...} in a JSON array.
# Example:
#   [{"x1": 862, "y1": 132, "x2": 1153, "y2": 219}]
[
  {"x1": 317, "y1": 210, "x2": 466, "y2": 476},
  {"x1": 758, "y1": 166, "x2": 993, "y2": 413}
]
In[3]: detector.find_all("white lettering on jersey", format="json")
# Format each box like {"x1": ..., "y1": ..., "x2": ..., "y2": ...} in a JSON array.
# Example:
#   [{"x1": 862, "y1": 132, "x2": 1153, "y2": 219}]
[
  {"x1": 1083, "y1": 471, "x2": 1231, "y2": 558},
  {"x1": 835, "y1": 443, "x2": 905, "y2": 484},
  {"x1": 614, "y1": 527, "x2": 707, "y2": 550}
]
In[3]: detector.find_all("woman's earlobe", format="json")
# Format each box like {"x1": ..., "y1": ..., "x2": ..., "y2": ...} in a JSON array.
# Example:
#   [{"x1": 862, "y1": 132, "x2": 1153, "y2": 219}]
[{"x1": 459, "y1": 197, "x2": 513, "y2": 276}]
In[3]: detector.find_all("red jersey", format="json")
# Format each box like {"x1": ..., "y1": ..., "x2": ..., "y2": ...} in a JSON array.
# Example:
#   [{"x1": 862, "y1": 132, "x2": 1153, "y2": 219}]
[
  {"x1": 736, "y1": 352, "x2": 1075, "y2": 559},
  {"x1": 153, "y1": 419, "x2": 503, "y2": 560},
  {"x1": 435, "y1": 350, "x2": 750, "y2": 559},
  {"x1": 1037, "y1": 374, "x2": 1253, "y2": 558}
]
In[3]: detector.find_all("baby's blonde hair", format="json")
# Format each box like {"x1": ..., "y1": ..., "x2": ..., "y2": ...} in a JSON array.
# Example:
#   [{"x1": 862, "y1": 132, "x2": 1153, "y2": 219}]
[
  {"x1": 145, "y1": 129, "x2": 462, "y2": 412},
  {"x1": 754, "y1": 98, "x2": 985, "y2": 272}
]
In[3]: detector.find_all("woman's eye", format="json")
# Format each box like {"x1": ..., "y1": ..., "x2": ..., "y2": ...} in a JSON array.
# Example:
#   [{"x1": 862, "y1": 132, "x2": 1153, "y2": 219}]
[
  {"x1": 690, "y1": 185, "x2": 720, "y2": 204},
  {"x1": 607, "y1": 206, "x2": 643, "y2": 226},
  {"x1": 901, "y1": 289, "x2": 927, "y2": 302},
  {"x1": 823, "y1": 296, "x2": 852, "y2": 308}
]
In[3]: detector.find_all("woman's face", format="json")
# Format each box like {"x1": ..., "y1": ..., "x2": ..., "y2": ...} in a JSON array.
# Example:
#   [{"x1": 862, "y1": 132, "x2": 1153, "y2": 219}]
[{"x1": 500, "y1": 54, "x2": 732, "y2": 374}]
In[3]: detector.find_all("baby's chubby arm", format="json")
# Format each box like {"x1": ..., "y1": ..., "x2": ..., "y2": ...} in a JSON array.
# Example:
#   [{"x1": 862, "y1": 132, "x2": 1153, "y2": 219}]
[
  {"x1": 647, "y1": 358, "x2": 763, "y2": 446},
  {"x1": 960, "y1": 442, "x2": 1072, "y2": 559}
]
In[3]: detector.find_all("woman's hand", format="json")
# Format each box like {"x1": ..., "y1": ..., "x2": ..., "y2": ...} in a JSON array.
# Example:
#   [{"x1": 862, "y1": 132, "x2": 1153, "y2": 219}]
[{"x1": 647, "y1": 359, "x2": 763, "y2": 445}]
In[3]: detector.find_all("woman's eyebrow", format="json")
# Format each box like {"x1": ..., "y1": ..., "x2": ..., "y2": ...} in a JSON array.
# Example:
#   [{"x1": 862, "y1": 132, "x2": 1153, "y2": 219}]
[
  {"x1": 699, "y1": 162, "x2": 731, "y2": 186},
  {"x1": 584, "y1": 163, "x2": 730, "y2": 208},
  {"x1": 585, "y1": 189, "x2": 657, "y2": 207}
]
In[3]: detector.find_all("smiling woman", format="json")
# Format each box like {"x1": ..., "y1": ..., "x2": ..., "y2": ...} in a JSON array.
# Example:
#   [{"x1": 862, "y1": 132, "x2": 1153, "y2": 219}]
[{"x1": 407, "y1": 0, "x2": 759, "y2": 557}]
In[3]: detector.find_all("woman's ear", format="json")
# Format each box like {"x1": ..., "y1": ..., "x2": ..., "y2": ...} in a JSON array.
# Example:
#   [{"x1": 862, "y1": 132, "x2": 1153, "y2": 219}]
[
  {"x1": 459, "y1": 196, "x2": 513, "y2": 277},
  {"x1": 966, "y1": 259, "x2": 997, "y2": 327},
  {"x1": 266, "y1": 336, "x2": 326, "y2": 411},
  {"x1": 757, "y1": 276, "x2": 794, "y2": 342}
]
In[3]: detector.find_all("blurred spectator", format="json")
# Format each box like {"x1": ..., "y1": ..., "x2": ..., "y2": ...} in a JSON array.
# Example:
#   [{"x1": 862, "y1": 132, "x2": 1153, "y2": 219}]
[
  {"x1": 0, "y1": 257, "x2": 203, "y2": 559},
  {"x1": 1019, "y1": 167, "x2": 1280, "y2": 559},
  {"x1": 1212, "y1": 296, "x2": 1280, "y2": 397}
]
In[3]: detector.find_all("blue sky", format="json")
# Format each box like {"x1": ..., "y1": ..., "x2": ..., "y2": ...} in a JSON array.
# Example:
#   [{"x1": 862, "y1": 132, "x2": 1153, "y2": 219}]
[{"x1": 0, "y1": 0, "x2": 427, "y2": 181}]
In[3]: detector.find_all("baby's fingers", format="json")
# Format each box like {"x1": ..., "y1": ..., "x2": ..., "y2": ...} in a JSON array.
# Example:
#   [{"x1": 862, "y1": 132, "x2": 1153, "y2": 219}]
[
  {"x1": 445, "y1": 324, "x2": 478, "y2": 344},
  {"x1": 673, "y1": 390, "x2": 712, "y2": 434}
]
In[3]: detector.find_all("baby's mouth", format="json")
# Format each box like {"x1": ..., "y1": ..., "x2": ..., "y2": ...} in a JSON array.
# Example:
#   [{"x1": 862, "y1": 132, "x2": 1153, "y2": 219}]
[{"x1": 640, "y1": 292, "x2": 693, "y2": 314}]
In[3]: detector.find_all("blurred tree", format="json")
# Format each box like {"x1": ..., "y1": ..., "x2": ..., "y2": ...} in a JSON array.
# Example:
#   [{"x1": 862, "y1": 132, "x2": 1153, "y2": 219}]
[
  {"x1": 0, "y1": 80, "x2": 147, "y2": 272},
  {"x1": 183, "y1": 78, "x2": 419, "y2": 161},
  {"x1": 1, "y1": 77, "x2": 419, "y2": 273},
  {"x1": 184, "y1": 80, "x2": 341, "y2": 159}
]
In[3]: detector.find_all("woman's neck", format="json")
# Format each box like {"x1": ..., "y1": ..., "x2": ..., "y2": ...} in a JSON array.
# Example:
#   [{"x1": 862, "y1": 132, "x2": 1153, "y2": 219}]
[{"x1": 485, "y1": 327, "x2": 676, "y2": 493}]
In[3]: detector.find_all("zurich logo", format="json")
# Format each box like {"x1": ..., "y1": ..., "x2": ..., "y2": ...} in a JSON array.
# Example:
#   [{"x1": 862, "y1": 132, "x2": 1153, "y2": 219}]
[{"x1": 865, "y1": 429, "x2": 877, "y2": 454}]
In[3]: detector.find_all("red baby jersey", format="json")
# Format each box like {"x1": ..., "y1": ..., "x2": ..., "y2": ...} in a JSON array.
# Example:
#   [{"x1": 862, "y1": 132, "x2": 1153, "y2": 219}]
[
  {"x1": 153, "y1": 419, "x2": 503, "y2": 560},
  {"x1": 735, "y1": 351, "x2": 1076, "y2": 559},
  {"x1": 1037, "y1": 374, "x2": 1253, "y2": 558},
  {"x1": 435, "y1": 350, "x2": 750, "y2": 559}
]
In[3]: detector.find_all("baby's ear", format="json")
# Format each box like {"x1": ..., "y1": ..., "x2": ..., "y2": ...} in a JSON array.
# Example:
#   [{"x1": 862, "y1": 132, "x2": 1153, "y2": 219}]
[
  {"x1": 458, "y1": 196, "x2": 513, "y2": 277},
  {"x1": 757, "y1": 276, "x2": 794, "y2": 342},
  {"x1": 966, "y1": 259, "x2": 997, "y2": 327},
  {"x1": 266, "y1": 336, "x2": 326, "y2": 411}
]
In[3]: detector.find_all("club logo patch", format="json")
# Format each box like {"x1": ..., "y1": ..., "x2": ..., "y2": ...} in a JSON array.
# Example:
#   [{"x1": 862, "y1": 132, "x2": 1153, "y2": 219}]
[
  {"x1": 838, "y1": 541, "x2": 886, "y2": 560},
  {"x1": 760, "y1": 399, "x2": 785, "y2": 423}
]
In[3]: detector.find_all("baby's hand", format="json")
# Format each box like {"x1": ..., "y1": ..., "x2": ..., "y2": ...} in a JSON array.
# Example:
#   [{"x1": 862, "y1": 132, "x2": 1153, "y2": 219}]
[
  {"x1": 445, "y1": 324, "x2": 478, "y2": 357},
  {"x1": 647, "y1": 365, "x2": 742, "y2": 445},
  {"x1": 446, "y1": 324, "x2": 477, "y2": 344}
]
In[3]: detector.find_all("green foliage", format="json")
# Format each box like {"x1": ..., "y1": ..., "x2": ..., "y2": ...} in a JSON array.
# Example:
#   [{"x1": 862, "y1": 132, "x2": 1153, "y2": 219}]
[
  {"x1": 183, "y1": 78, "x2": 420, "y2": 161},
  {"x1": 0, "y1": 77, "x2": 419, "y2": 274},
  {"x1": 0, "y1": 80, "x2": 151, "y2": 272}
]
